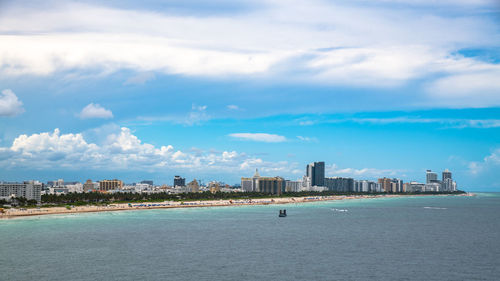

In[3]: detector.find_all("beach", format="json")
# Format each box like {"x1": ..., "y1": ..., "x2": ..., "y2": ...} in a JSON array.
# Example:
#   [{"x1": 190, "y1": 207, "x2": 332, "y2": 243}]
[{"x1": 0, "y1": 193, "x2": 472, "y2": 219}]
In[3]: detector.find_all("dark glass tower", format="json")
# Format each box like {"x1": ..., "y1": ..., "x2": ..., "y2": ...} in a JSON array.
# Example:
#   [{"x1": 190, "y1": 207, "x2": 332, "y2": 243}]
[{"x1": 307, "y1": 161, "x2": 325, "y2": 186}]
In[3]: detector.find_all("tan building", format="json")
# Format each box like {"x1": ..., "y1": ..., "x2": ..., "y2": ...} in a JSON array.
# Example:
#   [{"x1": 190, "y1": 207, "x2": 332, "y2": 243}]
[
  {"x1": 258, "y1": 177, "x2": 284, "y2": 195},
  {"x1": 99, "y1": 179, "x2": 123, "y2": 191},
  {"x1": 209, "y1": 181, "x2": 221, "y2": 193},
  {"x1": 187, "y1": 179, "x2": 200, "y2": 193},
  {"x1": 378, "y1": 178, "x2": 392, "y2": 193}
]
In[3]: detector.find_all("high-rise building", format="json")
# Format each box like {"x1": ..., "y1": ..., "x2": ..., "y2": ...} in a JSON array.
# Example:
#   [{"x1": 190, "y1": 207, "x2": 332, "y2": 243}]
[
  {"x1": 307, "y1": 161, "x2": 325, "y2": 187},
  {"x1": 258, "y1": 177, "x2": 285, "y2": 195},
  {"x1": 285, "y1": 180, "x2": 302, "y2": 192},
  {"x1": 441, "y1": 169, "x2": 456, "y2": 191},
  {"x1": 0, "y1": 181, "x2": 42, "y2": 203},
  {"x1": 241, "y1": 177, "x2": 253, "y2": 192},
  {"x1": 378, "y1": 178, "x2": 392, "y2": 193},
  {"x1": 241, "y1": 169, "x2": 263, "y2": 192},
  {"x1": 391, "y1": 178, "x2": 403, "y2": 193},
  {"x1": 173, "y1": 176, "x2": 185, "y2": 187},
  {"x1": 426, "y1": 170, "x2": 438, "y2": 184},
  {"x1": 325, "y1": 177, "x2": 354, "y2": 192},
  {"x1": 252, "y1": 169, "x2": 260, "y2": 192},
  {"x1": 442, "y1": 169, "x2": 452, "y2": 181}
]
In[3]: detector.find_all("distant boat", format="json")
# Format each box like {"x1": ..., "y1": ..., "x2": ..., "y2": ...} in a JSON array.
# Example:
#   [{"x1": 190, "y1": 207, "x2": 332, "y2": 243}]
[{"x1": 279, "y1": 209, "x2": 287, "y2": 217}]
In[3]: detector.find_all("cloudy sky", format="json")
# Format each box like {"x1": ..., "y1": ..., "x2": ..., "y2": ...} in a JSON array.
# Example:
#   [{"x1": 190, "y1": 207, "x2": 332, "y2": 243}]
[{"x1": 0, "y1": 0, "x2": 499, "y2": 190}]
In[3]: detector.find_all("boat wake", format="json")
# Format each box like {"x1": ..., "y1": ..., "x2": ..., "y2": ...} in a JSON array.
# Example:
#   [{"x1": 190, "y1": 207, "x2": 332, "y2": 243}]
[
  {"x1": 331, "y1": 208, "x2": 348, "y2": 213},
  {"x1": 423, "y1": 207, "x2": 447, "y2": 210}
]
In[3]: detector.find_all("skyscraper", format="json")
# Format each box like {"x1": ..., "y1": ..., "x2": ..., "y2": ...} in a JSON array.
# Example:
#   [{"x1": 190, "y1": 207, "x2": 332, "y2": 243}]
[
  {"x1": 173, "y1": 176, "x2": 185, "y2": 187},
  {"x1": 442, "y1": 169, "x2": 452, "y2": 181},
  {"x1": 307, "y1": 161, "x2": 325, "y2": 187},
  {"x1": 426, "y1": 170, "x2": 438, "y2": 184},
  {"x1": 378, "y1": 177, "x2": 392, "y2": 193}
]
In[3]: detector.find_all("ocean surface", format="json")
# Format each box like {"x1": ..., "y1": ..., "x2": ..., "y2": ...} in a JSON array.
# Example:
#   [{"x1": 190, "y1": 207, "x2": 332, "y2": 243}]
[{"x1": 1, "y1": 193, "x2": 500, "y2": 281}]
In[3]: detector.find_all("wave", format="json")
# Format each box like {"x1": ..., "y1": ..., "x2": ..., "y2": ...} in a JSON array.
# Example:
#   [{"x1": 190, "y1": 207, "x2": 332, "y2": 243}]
[
  {"x1": 423, "y1": 207, "x2": 448, "y2": 210},
  {"x1": 331, "y1": 208, "x2": 348, "y2": 213}
]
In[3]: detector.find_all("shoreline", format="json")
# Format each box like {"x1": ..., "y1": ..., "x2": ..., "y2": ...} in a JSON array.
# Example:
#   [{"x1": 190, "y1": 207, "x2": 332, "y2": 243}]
[{"x1": 0, "y1": 193, "x2": 473, "y2": 219}]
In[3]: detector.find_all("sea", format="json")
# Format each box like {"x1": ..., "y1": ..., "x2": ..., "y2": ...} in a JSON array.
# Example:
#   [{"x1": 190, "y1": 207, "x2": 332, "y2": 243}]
[{"x1": 1, "y1": 193, "x2": 499, "y2": 281}]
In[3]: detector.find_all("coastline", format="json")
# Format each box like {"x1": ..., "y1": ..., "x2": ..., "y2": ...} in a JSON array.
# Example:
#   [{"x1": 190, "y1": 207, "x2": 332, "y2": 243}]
[{"x1": 0, "y1": 193, "x2": 473, "y2": 219}]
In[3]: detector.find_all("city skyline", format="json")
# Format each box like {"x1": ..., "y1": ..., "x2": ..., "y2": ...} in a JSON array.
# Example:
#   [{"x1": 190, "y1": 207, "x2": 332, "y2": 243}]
[{"x1": 0, "y1": 0, "x2": 499, "y2": 191}]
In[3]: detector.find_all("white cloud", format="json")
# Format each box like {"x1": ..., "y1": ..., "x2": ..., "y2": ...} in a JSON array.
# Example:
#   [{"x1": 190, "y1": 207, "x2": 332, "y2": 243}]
[
  {"x1": 79, "y1": 103, "x2": 113, "y2": 119},
  {"x1": 136, "y1": 104, "x2": 210, "y2": 126},
  {"x1": 326, "y1": 163, "x2": 400, "y2": 179},
  {"x1": 124, "y1": 72, "x2": 156, "y2": 85},
  {"x1": 426, "y1": 68, "x2": 500, "y2": 107},
  {"x1": 468, "y1": 148, "x2": 500, "y2": 175},
  {"x1": 227, "y1": 105, "x2": 240, "y2": 110},
  {"x1": 0, "y1": 127, "x2": 295, "y2": 174},
  {"x1": 0, "y1": 0, "x2": 498, "y2": 105},
  {"x1": 296, "y1": 116, "x2": 500, "y2": 129},
  {"x1": 229, "y1": 133, "x2": 287, "y2": 143},
  {"x1": 0, "y1": 89, "x2": 24, "y2": 117},
  {"x1": 297, "y1": 136, "x2": 318, "y2": 142}
]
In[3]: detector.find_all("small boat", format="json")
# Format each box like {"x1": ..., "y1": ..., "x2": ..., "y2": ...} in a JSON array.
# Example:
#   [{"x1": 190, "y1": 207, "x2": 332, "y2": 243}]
[{"x1": 279, "y1": 209, "x2": 287, "y2": 217}]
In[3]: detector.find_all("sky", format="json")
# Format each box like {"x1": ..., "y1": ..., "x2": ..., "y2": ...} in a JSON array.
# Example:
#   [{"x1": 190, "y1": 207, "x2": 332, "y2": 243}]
[{"x1": 0, "y1": 0, "x2": 499, "y2": 190}]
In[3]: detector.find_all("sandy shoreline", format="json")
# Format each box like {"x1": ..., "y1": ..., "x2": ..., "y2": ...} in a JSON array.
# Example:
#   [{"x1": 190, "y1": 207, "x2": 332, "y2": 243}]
[{"x1": 0, "y1": 193, "x2": 472, "y2": 219}]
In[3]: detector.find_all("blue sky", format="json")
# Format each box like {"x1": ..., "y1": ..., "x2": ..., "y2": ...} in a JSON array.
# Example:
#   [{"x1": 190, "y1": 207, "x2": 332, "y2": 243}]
[{"x1": 0, "y1": 0, "x2": 499, "y2": 190}]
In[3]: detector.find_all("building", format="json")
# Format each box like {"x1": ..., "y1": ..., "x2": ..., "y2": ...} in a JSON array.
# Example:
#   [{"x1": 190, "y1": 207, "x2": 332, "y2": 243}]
[
  {"x1": 0, "y1": 181, "x2": 42, "y2": 203},
  {"x1": 391, "y1": 178, "x2": 403, "y2": 193},
  {"x1": 307, "y1": 161, "x2": 325, "y2": 187},
  {"x1": 258, "y1": 177, "x2": 285, "y2": 195},
  {"x1": 140, "y1": 180, "x2": 154, "y2": 186},
  {"x1": 378, "y1": 178, "x2": 392, "y2": 193},
  {"x1": 99, "y1": 179, "x2": 123, "y2": 191},
  {"x1": 441, "y1": 169, "x2": 456, "y2": 191},
  {"x1": 173, "y1": 176, "x2": 186, "y2": 187},
  {"x1": 208, "y1": 181, "x2": 221, "y2": 193},
  {"x1": 66, "y1": 182, "x2": 83, "y2": 193},
  {"x1": 241, "y1": 177, "x2": 253, "y2": 192},
  {"x1": 404, "y1": 182, "x2": 425, "y2": 192},
  {"x1": 426, "y1": 170, "x2": 438, "y2": 184},
  {"x1": 285, "y1": 180, "x2": 302, "y2": 192},
  {"x1": 301, "y1": 175, "x2": 311, "y2": 191},
  {"x1": 354, "y1": 180, "x2": 378, "y2": 193},
  {"x1": 325, "y1": 177, "x2": 354, "y2": 192},
  {"x1": 241, "y1": 169, "x2": 261, "y2": 192},
  {"x1": 187, "y1": 179, "x2": 200, "y2": 193},
  {"x1": 83, "y1": 179, "x2": 98, "y2": 192},
  {"x1": 442, "y1": 169, "x2": 452, "y2": 181}
]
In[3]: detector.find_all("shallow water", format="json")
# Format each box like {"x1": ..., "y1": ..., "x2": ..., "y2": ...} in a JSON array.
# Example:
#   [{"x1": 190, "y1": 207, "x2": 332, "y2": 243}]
[{"x1": 1, "y1": 193, "x2": 499, "y2": 281}]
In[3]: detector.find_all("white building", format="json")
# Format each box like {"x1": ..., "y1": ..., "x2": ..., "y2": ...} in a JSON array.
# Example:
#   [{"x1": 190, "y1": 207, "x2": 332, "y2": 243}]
[
  {"x1": 66, "y1": 182, "x2": 83, "y2": 193},
  {"x1": 0, "y1": 181, "x2": 42, "y2": 203},
  {"x1": 286, "y1": 180, "x2": 302, "y2": 192}
]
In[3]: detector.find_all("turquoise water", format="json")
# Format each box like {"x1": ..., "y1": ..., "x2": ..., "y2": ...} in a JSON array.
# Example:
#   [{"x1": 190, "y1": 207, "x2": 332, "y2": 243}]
[{"x1": 1, "y1": 194, "x2": 500, "y2": 280}]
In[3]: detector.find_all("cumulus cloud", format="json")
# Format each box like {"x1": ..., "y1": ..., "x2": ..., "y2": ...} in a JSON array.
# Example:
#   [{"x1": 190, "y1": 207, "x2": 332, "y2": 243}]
[
  {"x1": 79, "y1": 103, "x2": 113, "y2": 119},
  {"x1": 0, "y1": 127, "x2": 294, "y2": 174},
  {"x1": 229, "y1": 133, "x2": 287, "y2": 143},
  {"x1": 0, "y1": 89, "x2": 24, "y2": 117},
  {"x1": 468, "y1": 148, "x2": 500, "y2": 175}
]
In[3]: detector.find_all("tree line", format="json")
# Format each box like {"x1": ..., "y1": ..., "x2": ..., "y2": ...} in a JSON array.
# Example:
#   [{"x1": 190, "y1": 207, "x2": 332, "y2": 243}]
[{"x1": 38, "y1": 190, "x2": 465, "y2": 206}]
